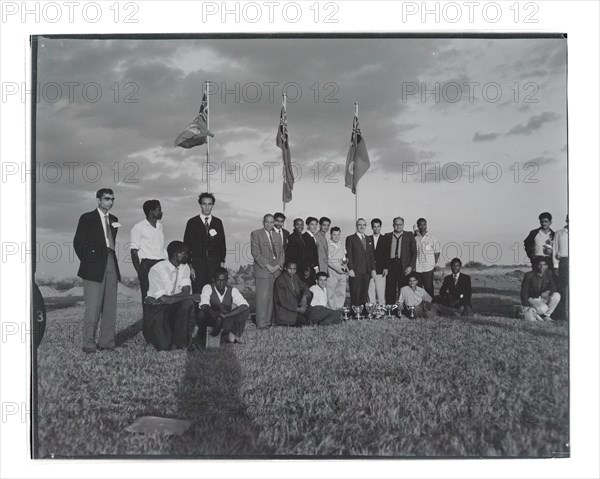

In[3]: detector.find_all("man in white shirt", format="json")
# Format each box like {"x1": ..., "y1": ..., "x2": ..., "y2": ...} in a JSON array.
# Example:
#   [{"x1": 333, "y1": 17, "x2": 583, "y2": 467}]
[
  {"x1": 524, "y1": 212, "x2": 555, "y2": 271},
  {"x1": 130, "y1": 200, "x2": 168, "y2": 306},
  {"x1": 307, "y1": 272, "x2": 342, "y2": 325},
  {"x1": 144, "y1": 241, "x2": 200, "y2": 351},
  {"x1": 414, "y1": 218, "x2": 440, "y2": 298},
  {"x1": 397, "y1": 275, "x2": 459, "y2": 319},
  {"x1": 553, "y1": 214, "x2": 569, "y2": 320},
  {"x1": 194, "y1": 267, "x2": 250, "y2": 346},
  {"x1": 368, "y1": 218, "x2": 387, "y2": 305}
]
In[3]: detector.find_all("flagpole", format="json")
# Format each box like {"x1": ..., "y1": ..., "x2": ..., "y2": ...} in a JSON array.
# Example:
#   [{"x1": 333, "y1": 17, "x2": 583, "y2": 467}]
[
  {"x1": 354, "y1": 101, "x2": 359, "y2": 223},
  {"x1": 206, "y1": 80, "x2": 211, "y2": 193}
]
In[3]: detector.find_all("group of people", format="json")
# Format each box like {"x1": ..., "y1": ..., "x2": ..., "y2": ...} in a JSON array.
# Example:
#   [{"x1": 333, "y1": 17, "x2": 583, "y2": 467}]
[{"x1": 73, "y1": 188, "x2": 569, "y2": 354}]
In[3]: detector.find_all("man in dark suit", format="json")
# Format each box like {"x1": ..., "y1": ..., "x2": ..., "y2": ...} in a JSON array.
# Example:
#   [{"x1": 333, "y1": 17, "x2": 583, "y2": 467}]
[
  {"x1": 345, "y1": 218, "x2": 375, "y2": 313},
  {"x1": 286, "y1": 218, "x2": 307, "y2": 282},
  {"x1": 384, "y1": 216, "x2": 417, "y2": 305},
  {"x1": 302, "y1": 216, "x2": 319, "y2": 286},
  {"x1": 273, "y1": 261, "x2": 310, "y2": 326},
  {"x1": 368, "y1": 218, "x2": 389, "y2": 305},
  {"x1": 273, "y1": 212, "x2": 290, "y2": 251},
  {"x1": 523, "y1": 212, "x2": 555, "y2": 271},
  {"x1": 73, "y1": 188, "x2": 121, "y2": 353},
  {"x1": 183, "y1": 192, "x2": 226, "y2": 293},
  {"x1": 438, "y1": 257, "x2": 474, "y2": 316}
]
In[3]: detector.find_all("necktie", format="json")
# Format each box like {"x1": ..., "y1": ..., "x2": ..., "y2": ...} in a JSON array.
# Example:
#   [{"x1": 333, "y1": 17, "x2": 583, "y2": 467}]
[
  {"x1": 268, "y1": 230, "x2": 276, "y2": 260},
  {"x1": 104, "y1": 215, "x2": 115, "y2": 250},
  {"x1": 453, "y1": 274, "x2": 458, "y2": 286},
  {"x1": 394, "y1": 234, "x2": 401, "y2": 258},
  {"x1": 204, "y1": 217, "x2": 210, "y2": 235},
  {"x1": 171, "y1": 267, "x2": 179, "y2": 294},
  {"x1": 360, "y1": 234, "x2": 366, "y2": 249}
]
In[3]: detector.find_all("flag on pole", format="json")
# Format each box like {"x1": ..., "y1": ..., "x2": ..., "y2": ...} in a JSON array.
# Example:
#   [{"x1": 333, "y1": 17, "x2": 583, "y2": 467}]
[
  {"x1": 174, "y1": 91, "x2": 214, "y2": 149},
  {"x1": 277, "y1": 98, "x2": 294, "y2": 203},
  {"x1": 344, "y1": 111, "x2": 370, "y2": 194}
]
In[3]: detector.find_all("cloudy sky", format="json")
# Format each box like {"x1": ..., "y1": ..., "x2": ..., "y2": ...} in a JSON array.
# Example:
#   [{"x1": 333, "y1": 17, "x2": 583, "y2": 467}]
[{"x1": 34, "y1": 35, "x2": 567, "y2": 278}]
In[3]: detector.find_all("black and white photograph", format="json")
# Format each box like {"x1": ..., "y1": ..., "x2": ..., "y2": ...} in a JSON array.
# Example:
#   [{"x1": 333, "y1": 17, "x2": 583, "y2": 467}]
[{"x1": 0, "y1": 1, "x2": 598, "y2": 477}]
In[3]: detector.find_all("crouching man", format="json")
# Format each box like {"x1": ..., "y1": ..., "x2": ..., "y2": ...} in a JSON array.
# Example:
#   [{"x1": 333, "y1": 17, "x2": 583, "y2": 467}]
[
  {"x1": 194, "y1": 267, "x2": 250, "y2": 346},
  {"x1": 144, "y1": 241, "x2": 199, "y2": 351},
  {"x1": 307, "y1": 272, "x2": 342, "y2": 325},
  {"x1": 520, "y1": 256, "x2": 561, "y2": 321}
]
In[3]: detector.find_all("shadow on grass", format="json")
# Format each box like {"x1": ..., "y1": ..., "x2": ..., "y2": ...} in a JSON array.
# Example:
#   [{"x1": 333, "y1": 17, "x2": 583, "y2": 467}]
[
  {"x1": 115, "y1": 318, "x2": 143, "y2": 347},
  {"x1": 170, "y1": 346, "x2": 270, "y2": 457}
]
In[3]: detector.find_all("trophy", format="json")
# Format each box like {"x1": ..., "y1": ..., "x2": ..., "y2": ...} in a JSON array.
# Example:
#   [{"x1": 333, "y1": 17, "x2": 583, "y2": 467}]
[
  {"x1": 342, "y1": 306, "x2": 350, "y2": 321},
  {"x1": 385, "y1": 304, "x2": 394, "y2": 319},
  {"x1": 407, "y1": 305, "x2": 416, "y2": 319},
  {"x1": 365, "y1": 303, "x2": 375, "y2": 319},
  {"x1": 352, "y1": 305, "x2": 362, "y2": 320},
  {"x1": 341, "y1": 257, "x2": 348, "y2": 273}
]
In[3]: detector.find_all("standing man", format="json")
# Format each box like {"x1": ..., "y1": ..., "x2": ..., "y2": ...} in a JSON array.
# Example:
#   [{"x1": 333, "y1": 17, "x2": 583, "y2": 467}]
[
  {"x1": 130, "y1": 199, "x2": 167, "y2": 307},
  {"x1": 302, "y1": 216, "x2": 320, "y2": 286},
  {"x1": 384, "y1": 216, "x2": 417, "y2": 305},
  {"x1": 438, "y1": 258, "x2": 474, "y2": 317},
  {"x1": 326, "y1": 226, "x2": 348, "y2": 309},
  {"x1": 345, "y1": 218, "x2": 375, "y2": 314},
  {"x1": 183, "y1": 192, "x2": 227, "y2": 294},
  {"x1": 520, "y1": 257, "x2": 561, "y2": 321},
  {"x1": 368, "y1": 218, "x2": 388, "y2": 305},
  {"x1": 524, "y1": 212, "x2": 555, "y2": 270},
  {"x1": 286, "y1": 218, "x2": 308, "y2": 283},
  {"x1": 251, "y1": 214, "x2": 284, "y2": 328},
  {"x1": 144, "y1": 241, "x2": 198, "y2": 351},
  {"x1": 73, "y1": 188, "x2": 121, "y2": 353},
  {"x1": 553, "y1": 214, "x2": 569, "y2": 320},
  {"x1": 414, "y1": 218, "x2": 440, "y2": 298},
  {"x1": 315, "y1": 217, "x2": 331, "y2": 273},
  {"x1": 273, "y1": 212, "x2": 290, "y2": 251}
]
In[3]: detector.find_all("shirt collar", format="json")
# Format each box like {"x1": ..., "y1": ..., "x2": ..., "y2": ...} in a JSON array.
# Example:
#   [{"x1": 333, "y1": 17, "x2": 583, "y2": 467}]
[
  {"x1": 200, "y1": 213, "x2": 212, "y2": 223},
  {"x1": 306, "y1": 231, "x2": 315, "y2": 238},
  {"x1": 97, "y1": 208, "x2": 109, "y2": 218},
  {"x1": 393, "y1": 231, "x2": 404, "y2": 238}
]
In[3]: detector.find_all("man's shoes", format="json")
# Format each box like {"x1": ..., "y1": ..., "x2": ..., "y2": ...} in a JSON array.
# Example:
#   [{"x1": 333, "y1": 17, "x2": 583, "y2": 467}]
[
  {"x1": 98, "y1": 346, "x2": 115, "y2": 352},
  {"x1": 187, "y1": 340, "x2": 203, "y2": 352},
  {"x1": 83, "y1": 347, "x2": 97, "y2": 354},
  {"x1": 210, "y1": 325, "x2": 222, "y2": 337},
  {"x1": 234, "y1": 337, "x2": 244, "y2": 345}
]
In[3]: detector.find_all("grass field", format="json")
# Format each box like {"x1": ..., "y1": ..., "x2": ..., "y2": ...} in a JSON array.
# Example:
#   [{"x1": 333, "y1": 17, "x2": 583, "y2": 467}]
[{"x1": 35, "y1": 267, "x2": 569, "y2": 458}]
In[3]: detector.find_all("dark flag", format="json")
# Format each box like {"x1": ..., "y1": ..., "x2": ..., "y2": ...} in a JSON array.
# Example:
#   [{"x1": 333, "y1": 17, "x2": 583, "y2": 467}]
[
  {"x1": 174, "y1": 92, "x2": 214, "y2": 149},
  {"x1": 277, "y1": 100, "x2": 294, "y2": 203},
  {"x1": 344, "y1": 112, "x2": 370, "y2": 194}
]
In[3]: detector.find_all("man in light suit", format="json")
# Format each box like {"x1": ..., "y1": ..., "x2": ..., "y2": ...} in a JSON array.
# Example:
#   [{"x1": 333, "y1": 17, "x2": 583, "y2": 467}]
[
  {"x1": 384, "y1": 216, "x2": 417, "y2": 305},
  {"x1": 345, "y1": 218, "x2": 375, "y2": 315},
  {"x1": 273, "y1": 212, "x2": 290, "y2": 251},
  {"x1": 315, "y1": 216, "x2": 330, "y2": 273},
  {"x1": 73, "y1": 188, "x2": 121, "y2": 353},
  {"x1": 251, "y1": 214, "x2": 284, "y2": 328},
  {"x1": 183, "y1": 192, "x2": 226, "y2": 293}
]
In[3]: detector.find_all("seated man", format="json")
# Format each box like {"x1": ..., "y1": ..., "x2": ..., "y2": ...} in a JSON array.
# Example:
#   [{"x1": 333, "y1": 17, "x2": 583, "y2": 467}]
[
  {"x1": 520, "y1": 256, "x2": 561, "y2": 321},
  {"x1": 307, "y1": 272, "x2": 342, "y2": 326},
  {"x1": 398, "y1": 275, "x2": 459, "y2": 319},
  {"x1": 438, "y1": 257, "x2": 474, "y2": 317},
  {"x1": 144, "y1": 241, "x2": 199, "y2": 351},
  {"x1": 273, "y1": 261, "x2": 310, "y2": 327},
  {"x1": 195, "y1": 267, "x2": 250, "y2": 345}
]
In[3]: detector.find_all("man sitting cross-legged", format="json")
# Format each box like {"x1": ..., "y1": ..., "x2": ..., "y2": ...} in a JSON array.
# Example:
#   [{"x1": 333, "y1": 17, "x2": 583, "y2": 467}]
[
  {"x1": 193, "y1": 267, "x2": 250, "y2": 346},
  {"x1": 520, "y1": 256, "x2": 561, "y2": 322},
  {"x1": 307, "y1": 272, "x2": 342, "y2": 326},
  {"x1": 144, "y1": 241, "x2": 199, "y2": 351},
  {"x1": 437, "y1": 257, "x2": 474, "y2": 317},
  {"x1": 397, "y1": 275, "x2": 460, "y2": 319},
  {"x1": 273, "y1": 261, "x2": 310, "y2": 327}
]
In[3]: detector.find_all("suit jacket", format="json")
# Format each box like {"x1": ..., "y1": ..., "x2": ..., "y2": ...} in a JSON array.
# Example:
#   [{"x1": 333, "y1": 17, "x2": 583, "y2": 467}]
[
  {"x1": 273, "y1": 273, "x2": 308, "y2": 326},
  {"x1": 345, "y1": 233, "x2": 375, "y2": 275},
  {"x1": 383, "y1": 232, "x2": 417, "y2": 270},
  {"x1": 439, "y1": 273, "x2": 472, "y2": 306},
  {"x1": 286, "y1": 230, "x2": 307, "y2": 272},
  {"x1": 524, "y1": 227, "x2": 555, "y2": 260},
  {"x1": 370, "y1": 234, "x2": 390, "y2": 275},
  {"x1": 251, "y1": 228, "x2": 284, "y2": 279},
  {"x1": 314, "y1": 231, "x2": 329, "y2": 272},
  {"x1": 183, "y1": 215, "x2": 226, "y2": 271},
  {"x1": 73, "y1": 210, "x2": 121, "y2": 282},
  {"x1": 520, "y1": 270, "x2": 557, "y2": 305},
  {"x1": 302, "y1": 232, "x2": 319, "y2": 271}
]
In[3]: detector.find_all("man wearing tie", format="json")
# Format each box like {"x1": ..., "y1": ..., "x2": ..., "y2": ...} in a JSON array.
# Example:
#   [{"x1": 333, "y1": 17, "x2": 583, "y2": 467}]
[
  {"x1": 251, "y1": 214, "x2": 284, "y2": 328},
  {"x1": 315, "y1": 217, "x2": 331, "y2": 274},
  {"x1": 285, "y1": 218, "x2": 308, "y2": 282},
  {"x1": 368, "y1": 218, "x2": 388, "y2": 306},
  {"x1": 302, "y1": 216, "x2": 320, "y2": 286},
  {"x1": 183, "y1": 192, "x2": 226, "y2": 294},
  {"x1": 384, "y1": 216, "x2": 417, "y2": 305},
  {"x1": 438, "y1": 257, "x2": 474, "y2": 317},
  {"x1": 345, "y1": 218, "x2": 376, "y2": 314},
  {"x1": 273, "y1": 212, "x2": 290, "y2": 251},
  {"x1": 73, "y1": 188, "x2": 121, "y2": 353}
]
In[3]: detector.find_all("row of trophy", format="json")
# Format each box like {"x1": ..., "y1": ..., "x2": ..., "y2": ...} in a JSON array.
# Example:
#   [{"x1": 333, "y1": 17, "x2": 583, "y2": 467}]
[{"x1": 341, "y1": 303, "x2": 417, "y2": 320}]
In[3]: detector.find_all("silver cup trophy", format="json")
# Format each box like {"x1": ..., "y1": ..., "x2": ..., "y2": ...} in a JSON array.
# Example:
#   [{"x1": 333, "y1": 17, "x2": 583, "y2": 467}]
[
  {"x1": 342, "y1": 306, "x2": 350, "y2": 321},
  {"x1": 352, "y1": 305, "x2": 362, "y2": 320},
  {"x1": 407, "y1": 305, "x2": 416, "y2": 319}
]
